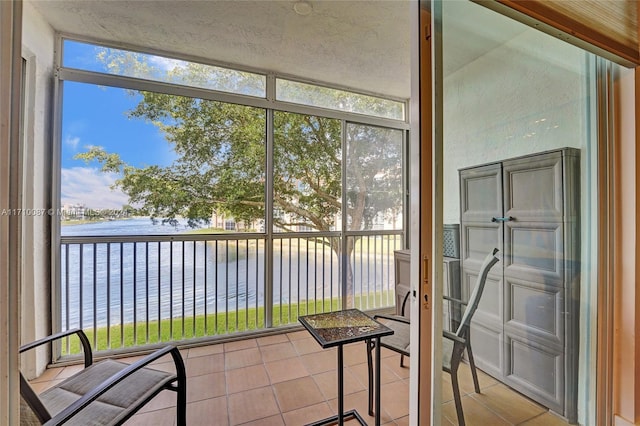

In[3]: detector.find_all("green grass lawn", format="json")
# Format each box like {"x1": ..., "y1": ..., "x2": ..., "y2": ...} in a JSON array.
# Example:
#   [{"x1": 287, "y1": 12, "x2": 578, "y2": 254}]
[{"x1": 62, "y1": 292, "x2": 394, "y2": 355}]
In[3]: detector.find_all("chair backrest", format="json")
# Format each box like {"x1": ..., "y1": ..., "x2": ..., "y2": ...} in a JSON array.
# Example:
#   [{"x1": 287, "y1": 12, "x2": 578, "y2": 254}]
[{"x1": 455, "y1": 248, "x2": 499, "y2": 337}]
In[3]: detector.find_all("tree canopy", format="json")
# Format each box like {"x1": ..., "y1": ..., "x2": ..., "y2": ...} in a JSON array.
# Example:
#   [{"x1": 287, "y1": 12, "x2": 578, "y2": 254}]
[{"x1": 76, "y1": 49, "x2": 403, "y2": 234}]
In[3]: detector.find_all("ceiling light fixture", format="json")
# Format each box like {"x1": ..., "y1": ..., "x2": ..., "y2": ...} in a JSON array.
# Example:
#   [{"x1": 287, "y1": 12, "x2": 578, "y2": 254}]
[{"x1": 293, "y1": 1, "x2": 313, "y2": 16}]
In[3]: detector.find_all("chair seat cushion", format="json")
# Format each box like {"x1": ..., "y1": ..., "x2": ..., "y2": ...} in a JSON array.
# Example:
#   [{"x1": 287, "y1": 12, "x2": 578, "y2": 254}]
[
  {"x1": 39, "y1": 359, "x2": 177, "y2": 426},
  {"x1": 378, "y1": 317, "x2": 410, "y2": 355}
]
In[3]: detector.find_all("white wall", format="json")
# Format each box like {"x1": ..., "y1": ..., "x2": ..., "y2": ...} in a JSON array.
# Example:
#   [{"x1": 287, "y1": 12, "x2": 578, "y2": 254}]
[
  {"x1": 442, "y1": 28, "x2": 588, "y2": 224},
  {"x1": 21, "y1": 1, "x2": 55, "y2": 378}
]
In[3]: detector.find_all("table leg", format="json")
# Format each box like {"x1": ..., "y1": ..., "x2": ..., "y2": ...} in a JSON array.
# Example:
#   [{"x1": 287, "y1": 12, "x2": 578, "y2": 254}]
[
  {"x1": 337, "y1": 345, "x2": 344, "y2": 425},
  {"x1": 375, "y1": 336, "x2": 381, "y2": 426}
]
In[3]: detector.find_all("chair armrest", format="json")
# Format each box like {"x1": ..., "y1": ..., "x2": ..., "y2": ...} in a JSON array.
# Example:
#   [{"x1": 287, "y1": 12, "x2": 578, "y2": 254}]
[
  {"x1": 20, "y1": 329, "x2": 93, "y2": 367},
  {"x1": 44, "y1": 345, "x2": 185, "y2": 426},
  {"x1": 443, "y1": 330, "x2": 466, "y2": 345},
  {"x1": 374, "y1": 313, "x2": 411, "y2": 325},
  {"x1": 443, "y1": 295, "x2": 467, "y2": 306}
]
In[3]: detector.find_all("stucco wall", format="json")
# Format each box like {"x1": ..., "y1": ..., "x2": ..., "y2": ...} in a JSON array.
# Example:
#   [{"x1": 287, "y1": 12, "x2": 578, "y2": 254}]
[{"x1": 21, "y1": 1, "x2": 55, "y2": 379}]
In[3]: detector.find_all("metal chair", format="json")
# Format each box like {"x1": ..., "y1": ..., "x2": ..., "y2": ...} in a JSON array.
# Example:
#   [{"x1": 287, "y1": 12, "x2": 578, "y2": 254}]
[
  {"x1": 19, "y1": 329, "x2": 186, "y2": 426},
  {"x1": 366, "y1": 248, "x2": 499, "y2": 426}
]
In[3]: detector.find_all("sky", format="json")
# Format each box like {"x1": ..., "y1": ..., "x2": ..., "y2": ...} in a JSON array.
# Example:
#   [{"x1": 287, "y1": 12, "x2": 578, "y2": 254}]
[{"x1": 61, "y1": 43, "x2": 176, "y2": 209}]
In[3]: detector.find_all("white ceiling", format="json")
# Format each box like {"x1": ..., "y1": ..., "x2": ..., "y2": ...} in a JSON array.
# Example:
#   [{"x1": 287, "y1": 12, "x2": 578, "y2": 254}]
[
  {"x1": 28, "y1": 0, "x2": 413, "y2": 99},
  {"x1": 27, "y1": 0, "x2": 531, "y2": 101}
]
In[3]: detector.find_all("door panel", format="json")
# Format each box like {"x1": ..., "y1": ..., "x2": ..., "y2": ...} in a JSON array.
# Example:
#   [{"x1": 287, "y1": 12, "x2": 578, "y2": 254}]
[
  {"x1": 503, "y1": 152, "x2": 564, "y2": 222},
  {"x1": 460, "y1": 163, "x2": 502, "y2": 223},
  {"x1": 504, "y1": 277, "x2": 564, "y2": 348},
  {"x1": 505, "y1": 335, "x2": 564, "y2": 413},
  {"x1": 504, "y1": 222, "x2": 564, "y2": 283},
  {"x1": 463, "y1": 224, "x2": 501, "y2": 267}
]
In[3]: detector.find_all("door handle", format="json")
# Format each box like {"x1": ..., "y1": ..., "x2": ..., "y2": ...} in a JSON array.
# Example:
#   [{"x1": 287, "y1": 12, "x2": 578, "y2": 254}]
[
  {"x1": 491, "y1": 216, "x2": 514, "y2": 222},
  {"x1": 422, "y1": 256, "x2": 430, "y2": 310}
]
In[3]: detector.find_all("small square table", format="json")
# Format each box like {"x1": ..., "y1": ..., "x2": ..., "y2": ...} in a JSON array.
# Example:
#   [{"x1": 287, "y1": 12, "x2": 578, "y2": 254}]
[{"x1": 298, "y1": 309, "x2": 394, "y2": 426}]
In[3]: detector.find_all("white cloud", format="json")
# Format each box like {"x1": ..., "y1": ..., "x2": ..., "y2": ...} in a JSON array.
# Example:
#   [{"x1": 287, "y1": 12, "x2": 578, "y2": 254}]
[
  {"x1": 61, "y1": 167, "x2": 129, "y2": 209},
  {"x1": 65, "y1": 135, "x2": 80, "y2": 151},
  {"x1": 148, "y1": 56, "x2": 188, "y2": 72}
]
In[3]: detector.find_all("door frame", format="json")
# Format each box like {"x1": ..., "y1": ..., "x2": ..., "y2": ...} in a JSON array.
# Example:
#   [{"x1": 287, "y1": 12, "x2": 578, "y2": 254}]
[{"x1": 423, "y1": 1, "x2": 621, "y2": 424}]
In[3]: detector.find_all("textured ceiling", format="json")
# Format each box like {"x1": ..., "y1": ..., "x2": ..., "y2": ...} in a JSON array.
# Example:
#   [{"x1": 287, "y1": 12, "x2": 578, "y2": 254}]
[{"x1": 28, "y1": 0, "x2": 413, "y2": 99}]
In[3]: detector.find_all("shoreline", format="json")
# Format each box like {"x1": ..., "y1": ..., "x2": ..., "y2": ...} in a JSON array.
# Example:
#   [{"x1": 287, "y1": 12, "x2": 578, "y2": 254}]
[{"x1": 61, "y1": 216, "x2": 137, "y2": 226}]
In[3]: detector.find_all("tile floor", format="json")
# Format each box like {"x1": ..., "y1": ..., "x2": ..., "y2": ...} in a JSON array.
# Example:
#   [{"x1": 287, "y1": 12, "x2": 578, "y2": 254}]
[{"x1": 29, "y1": 330, "x2": 570, "y2": 425}]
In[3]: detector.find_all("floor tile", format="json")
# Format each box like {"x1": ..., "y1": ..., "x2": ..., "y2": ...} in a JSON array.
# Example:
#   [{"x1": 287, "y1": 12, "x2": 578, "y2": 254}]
[
  {"x1": 224, "y1": 338, "x2": 258, "y2": 352},
  {"x1": 228, "y1": 386, "x2": 280, "y2": 425},
  {"x1": 30, "y1": 378, "x2": 65, "y2": 393},
  {"x1": 384, "y1": 356, "x2": 410, "y2": 379},
  {"x1": 124, "y1": 406, "x2": 176, "y2": 426},
  {"x1": 137, "y1": 390, "x2": 177, "y2": 413},
  {"x1": 257, "y1": 334, "x2": 290, "y2": 346},
  {"x1": 470, "y1": 383, "x2": 546, "y2": 424},
  {"x1": 312, "y1": 368, "x2": 365, "y2": 400},
  {"x1": 186, "y1": 396, "x2": 228, "y2": 425},
  {"x1": 56, "y1": 363, "x2": 84, "y2": 379},
  {"x1": 291, "y1": 337, "x2": 324, "y2": 355},
  {"x1": 273, "y1": 376, "x2": 325, "y2": 412},
  {"x1": 282, "y1": 402, "x2": 335, "y2": 426},
  {"x1": 188, "y1": 343, "x2": 224, "y2": 358},
  {"x1": 259, "y1": 341, "x2": 298, "y2": 362},
  {"x1": 328, "y1": 389, "x2": 395, "y2": 425},
  {"x1": 395, "y1": 415, "x2": 410, "y2": 426},
  {"x1": 225, "y1": 347, "x2": 262, "y2": 370},
  {"x1": 286, "y1": 330, "x2": 309, "y2": 341},
  {"x1": 187, "y1": 371, "x2": 226, "y2": 402},
  {"x1": 442, "y1": 395, "x2": 510, "y2": 426},
  {"x1": 265, "y1": 356, "x2": 309, "y2": 384},
  {"x1": 300, "y1": 349, "x2": 338, "y2": 375},
  {"x1": 519, "y1": 411, "x2": 570, "y2": 425},
  {"x1": 380, "y1": 380, "x2": 410, "y2": 420},
  {"x1": 226, "y1": 364, "x2": 270, "y2": 394},
  {"x1": 349, "y1": 360, "x2": 402, "y2": 388},
  {"x1": 29, "y1": 366, "x2": 63, "y2": 383},
  {"x1": 343, "y1": 342, "x2": 369, "y2": 366},
  {"x1": 186, "y1": 353, "x2": 224, "y2": 376},
  {"x1": 239, "y1": 414, "x2": 284, "y2": 425}
]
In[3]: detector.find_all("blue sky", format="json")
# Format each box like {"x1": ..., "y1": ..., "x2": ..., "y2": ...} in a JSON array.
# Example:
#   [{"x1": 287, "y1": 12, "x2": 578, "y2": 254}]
[{"x1": 61, "y1": 42, "x2": 177, "y2": 209}]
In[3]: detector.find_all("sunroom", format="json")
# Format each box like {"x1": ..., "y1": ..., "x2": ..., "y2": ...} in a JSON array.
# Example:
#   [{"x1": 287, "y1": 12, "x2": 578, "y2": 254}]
[{"x1": 4, "y1": 0, "x2": 640, "y2": 425}]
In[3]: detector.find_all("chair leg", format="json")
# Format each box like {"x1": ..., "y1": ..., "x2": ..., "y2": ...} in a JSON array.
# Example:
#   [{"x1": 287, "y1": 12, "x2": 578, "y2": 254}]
[
  {"x1": 466, "y1": 343, "x2": 481, "y2": 394},
  {"x1": 366, "y1": 338, "x2": 375, "y2": 416},
  {"x1": 176, "y1": 378, "x2": 187, "y2": 426},
  {"x1": 400, "y1": 354, "x2": 405, "y2": 368},
  {"x1": 451, "y1": 370, "x2": 465, "y2": 426}
]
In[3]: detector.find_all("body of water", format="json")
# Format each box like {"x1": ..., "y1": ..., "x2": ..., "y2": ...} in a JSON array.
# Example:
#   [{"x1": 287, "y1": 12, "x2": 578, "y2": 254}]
[{"x1": 61, "y1": 217, "x2": 205, "y2": 236}]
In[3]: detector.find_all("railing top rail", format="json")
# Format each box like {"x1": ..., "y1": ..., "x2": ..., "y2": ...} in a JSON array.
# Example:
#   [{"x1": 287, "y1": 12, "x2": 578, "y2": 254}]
[
  {"x1": 60, "y1": 233, "x2": 267, "y2": 244},
  {"x1": 60, "y1": 230, "x2": 404, "y2": 244}
]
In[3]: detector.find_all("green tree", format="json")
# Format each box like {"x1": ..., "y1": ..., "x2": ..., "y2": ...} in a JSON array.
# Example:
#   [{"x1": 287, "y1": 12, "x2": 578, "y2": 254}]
[{"x1": 76, "y1": 50, "x2": 403, "y2": 305}]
